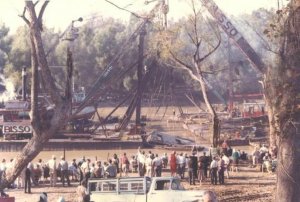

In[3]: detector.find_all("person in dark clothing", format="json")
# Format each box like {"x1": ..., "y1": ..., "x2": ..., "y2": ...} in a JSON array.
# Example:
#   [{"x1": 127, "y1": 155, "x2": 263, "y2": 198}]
[
  {"x1": 188, "y1": 152, "x2": 198, "y2": 185},
  {"x1": 227, "y1": 147, "x2": 233, "y2": 157},
  {"x1": 78, "y1": 162, "x2": 84, "y2": 186},
  {"x1": 112, "y1": 154, "x2": 120, "y2": 174},
  {"x1": 240, "y1": 151, "x2": 247, "y2": 161},
  {"x1": 200, "y1": 152, "x2": 210, "y2": 178},
  {"x1": 25, "y1": 164, "x2": 32, "y2": 193}
]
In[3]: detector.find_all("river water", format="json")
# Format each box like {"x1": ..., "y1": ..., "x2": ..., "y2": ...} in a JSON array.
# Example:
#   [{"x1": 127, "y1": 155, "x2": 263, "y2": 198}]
[
  {"x1": 0, "y1": 105, "x2": 254, "y2": 163},
  {"x1": 0, "y1": 147, "x2": 198, "y2": 164}
]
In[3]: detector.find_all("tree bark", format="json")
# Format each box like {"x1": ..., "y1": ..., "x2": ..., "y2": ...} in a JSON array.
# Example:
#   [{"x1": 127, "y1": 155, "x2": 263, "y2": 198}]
[{"x1": 264, "y1": 1, "x2": 300, "y2": 200}]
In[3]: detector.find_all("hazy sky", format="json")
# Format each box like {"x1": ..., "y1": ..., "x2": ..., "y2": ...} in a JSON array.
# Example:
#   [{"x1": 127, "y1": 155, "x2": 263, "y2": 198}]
[{"x1": 0, "y1": 0, "x2": 280, "y2": 33}]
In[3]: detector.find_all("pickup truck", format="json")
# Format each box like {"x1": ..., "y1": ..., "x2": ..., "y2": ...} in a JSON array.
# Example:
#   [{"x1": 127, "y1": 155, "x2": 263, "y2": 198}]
[{"x1": 87, "y1": 176, "x2": 217, "y2": 202}]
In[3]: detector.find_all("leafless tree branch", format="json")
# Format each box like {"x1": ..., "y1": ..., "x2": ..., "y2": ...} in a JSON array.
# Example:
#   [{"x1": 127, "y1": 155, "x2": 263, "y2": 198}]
[
  {"x1": 19, "y1": 7, "x2": 30, "y2": 25},
  {"x1": 104, "y1": 0, "x2": 143, "y2": 19},
  {"x1": 33, "y1": 0, "x2": 39, "y2": 7},
  {"x1": 38, "y1": 0, "x2": 49, "y2": 22},
  {"x1": 164, "y1": 61, "x2": 200, "y2": 83},
  {"x1": 186, "y1": 28, "x2": 197, "y2": 45},
  {"x1": 169, "y1": 50, "x2": 194, "y2": 70},
  {"x1": 198, "y1": 37, "x2": 221, "y2": 63},
  {"x1": 190, "y1": 0, "x2": 200, "y2": 44},
  {"x1": 202, "y1": 67, "x2": 229, "y2": 74}
]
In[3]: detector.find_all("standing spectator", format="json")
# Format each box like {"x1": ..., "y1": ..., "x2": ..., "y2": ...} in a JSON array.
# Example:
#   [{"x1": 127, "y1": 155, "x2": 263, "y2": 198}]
[
  {"x1": 252, "y1": 147, "x2": 260, "y2": 167},
  {"x1": 43, "y1": 164, "x2": 50, "y2": 183},
  {"x1": 36, "y1": 159, "x2": 44, "y2": 183},
  {"x1": 26, "y1": 161, "x2": 37, "y2": 186},
  {"x1": 104, "y1": 159, "x2": 117, "y2": 178},
  {"x1": 47, "y1": 155, "x2": 57, "y2": 187},
  {"x1": 222, "y1": 154, "x2": 230, "y2": 179},
  {"x1": 153, "y1": 154, "x2": 162, "y2": 177},
  {"x1": 259, "y1": 144, "x2": 268, "y2": 154},
  {"x1": 161, "y1": 153, "x2": 168, "y2": 168},
  {"x1": 0, "y1": 159, "x2": 6, "y2": 171},
  {"x1": 130, "y1": 156, "x2": 138, "y2": 173},
  {"x1": 145, "y1": 154, "x2": 153, "y2": 177},
  {"x1": 188, "y1": 152, "x2": 198, "y2": 185},
  {"x1": 120, "y1": 153, "x2": 130, "y2": 177},
  {"x1": 94, "y1": 161, "x2": 103, "y2": 178},
  {"x1": 77, "y1": 162, "x2": 84, "y2": 186},
  {"x1": 169, "y1": 151, "x2": 177, "y2": 177},
  {"x1": 70, "y1": 159, "x2": 78, "y2": 181},
  {"x1": 0, "y1": 159, "x2": 6, "y2": 185},
  {"x1": 240, "y1": 151, "x2": 247, "y2": 160},
  {"x1": 197, "y1": 158, "x2": 204, "y2": 185},
  {"x1": 112, "y1": 154, "x2": 120, "y2": 174},
  {"x1": 227, "y1": 146, "x2": 233, "y2": 157},
  {"x1": 33, "y1": 164, "x2": 42, "y2": 185},
  {"x1": 90, "y1": 163, "x2": 96, "y2": 178},
  {"x1": 218, "y1": 156, "x2": 225, "y2": 184},
  {"x1": 59, "y1": 156, "x2": 70, "y2": 187},
  {"x1": 79, "y1": 156, "x2": 86, "y2": 164},
  {"x1": 177, "y1": 153, "x2": 186, "y2": 179},
  {"x1": 210, "y1": 157, "x2": 218, "y2": 185},
  {"x1": 24, "y1": 163, "x2": 32, "y2": 193},
  {"x1": 232, "y1": 149, "x2": 240, "y2": 172},
  {"x1": 221, "y1": 140, "x2": 229, "y2": 156},
  {"x1": 137, "y1": 147, "x2": 146, "y2": 176},
  {"x1": 200, "y1": 152, "x2": 210, "y2": 179},
  {"x1": 262, "y1": 152, "x2": 272, "y2": 173},
  {"x1": 81, "y1": 159, "x2": 91, "y2": 186}
]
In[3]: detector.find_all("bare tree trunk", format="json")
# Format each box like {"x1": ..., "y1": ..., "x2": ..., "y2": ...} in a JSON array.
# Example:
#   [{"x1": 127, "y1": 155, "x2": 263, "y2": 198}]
[
  {"x1": 0, "y1": 1, "x2": 71, "y2": 191},
  {"x1": 195, "y1": 61, "x2": 220, "y2": 147},
  {"x1": 264, "y1": 1, "x2": 300, "y2": 200}
]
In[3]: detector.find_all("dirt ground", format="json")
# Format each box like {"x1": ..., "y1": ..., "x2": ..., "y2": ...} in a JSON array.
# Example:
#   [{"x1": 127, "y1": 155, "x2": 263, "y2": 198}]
[{"x1": 1, "y1": 106, "x2": 276, "y2": 201}]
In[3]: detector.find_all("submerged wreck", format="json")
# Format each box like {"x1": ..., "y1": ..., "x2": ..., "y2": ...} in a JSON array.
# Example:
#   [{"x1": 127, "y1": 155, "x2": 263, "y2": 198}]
[{"x1": 144, "y1": 130, "x2": 204, "y2": 151}]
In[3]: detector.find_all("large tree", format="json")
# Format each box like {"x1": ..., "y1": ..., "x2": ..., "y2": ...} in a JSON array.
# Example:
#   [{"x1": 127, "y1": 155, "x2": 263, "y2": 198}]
[
  {"x1": 159, "y1": 0, "x2": 221, "y2": 147},
  {"x1": 0, "y1": 1, "x2": 72, "y2": 191},
  {"x1": 264, "y1": 0, "x2": 300, "y2": 200}
]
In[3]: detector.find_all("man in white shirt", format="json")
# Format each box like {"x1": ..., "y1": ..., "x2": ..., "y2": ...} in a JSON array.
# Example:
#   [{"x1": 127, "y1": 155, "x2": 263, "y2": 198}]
[
  {"x1": 152, "y1": 154, "x2": 162, "y2": 177},
  {"x1": 137, "y1": 147, "x2": 146, "y2": 176},
  {"x1": 145, "y1": 155, "x2": 153, "y2": 177},
  {"x1": 259, "y1": 144, "x2": 268, "y2": 154},
  {"x1": 222, "y1": 155, "x2": 230, "y2": 179},
  {"x1": 210, "y1": 157, "x2": 218, "y2": 185},
  {"x1": 81, "y1": 159, "x2": 91, "y2": 186},
  {"x1": 177, "y1": 153, "x2": 186, "y2": 179},
  {"x1": 47, "y1": 155, "x2": 57, "y2": 187}
]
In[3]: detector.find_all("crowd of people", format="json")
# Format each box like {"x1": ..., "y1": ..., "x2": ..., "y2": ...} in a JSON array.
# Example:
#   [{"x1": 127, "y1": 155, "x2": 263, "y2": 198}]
[
  {"x1": 252, "y1": 144, "x2": 277, "y2": 173},
  {"x1": 0, "y1": 142, "x2": 276, "y2": 200}
]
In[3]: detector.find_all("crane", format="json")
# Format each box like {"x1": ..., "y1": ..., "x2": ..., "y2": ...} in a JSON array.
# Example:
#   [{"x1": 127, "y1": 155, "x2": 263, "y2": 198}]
[{"x1": 199, "y1": 0, "x2": 265, "y2": 73}]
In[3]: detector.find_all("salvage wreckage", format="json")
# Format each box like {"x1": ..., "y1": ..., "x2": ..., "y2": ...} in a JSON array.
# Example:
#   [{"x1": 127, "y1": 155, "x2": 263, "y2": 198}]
[{"x1": 0, "y1": 0, "x2": 270, "y2": 151}]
